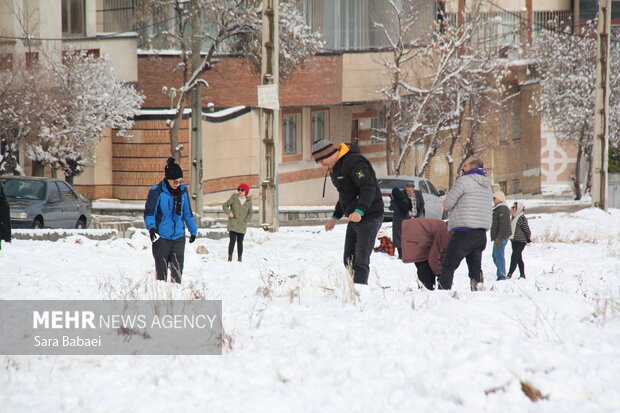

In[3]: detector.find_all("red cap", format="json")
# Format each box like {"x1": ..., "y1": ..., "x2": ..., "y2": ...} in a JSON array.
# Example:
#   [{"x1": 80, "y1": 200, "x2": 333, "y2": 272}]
[{"x1": 237, "y1": 183, "x2": 249, "y2": 195}]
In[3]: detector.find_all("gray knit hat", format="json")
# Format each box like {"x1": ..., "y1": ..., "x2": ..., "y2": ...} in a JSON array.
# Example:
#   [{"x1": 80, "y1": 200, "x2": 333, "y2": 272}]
[{"x1": 312, "y1": 139, "x2": 338, "y2": 162}]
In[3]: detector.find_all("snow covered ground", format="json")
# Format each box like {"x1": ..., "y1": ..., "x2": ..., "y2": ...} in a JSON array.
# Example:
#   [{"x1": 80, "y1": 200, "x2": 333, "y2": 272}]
[{"x1": 1, "y1": 207, "x2": 619, "y2": 412}]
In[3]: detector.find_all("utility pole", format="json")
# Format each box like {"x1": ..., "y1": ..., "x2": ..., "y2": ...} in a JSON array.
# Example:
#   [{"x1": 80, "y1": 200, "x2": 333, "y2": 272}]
[
  {"x1": 190, "y1": 0, "x2": 204, "y2": 221},
  {"x1": 258, "y1": 0, "x2": 279, "y2": 231},
  {"x1": 592, "y1": 0, "x2": 611, "y2": 211}
]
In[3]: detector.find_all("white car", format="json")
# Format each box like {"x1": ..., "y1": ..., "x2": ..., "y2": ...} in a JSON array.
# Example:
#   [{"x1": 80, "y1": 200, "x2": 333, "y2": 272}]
[{"x1": 377, "y1": 176, "x2": 447, "y2": 221}]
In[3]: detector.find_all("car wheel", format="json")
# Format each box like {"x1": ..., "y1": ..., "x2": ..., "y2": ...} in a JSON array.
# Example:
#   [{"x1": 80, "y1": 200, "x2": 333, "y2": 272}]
[
  {"x1": 76, "y1": 217, "x2": 87, "y2": 229},
  {"x1": 32, "y1": 218, "x2": 43, "y2": 229}
]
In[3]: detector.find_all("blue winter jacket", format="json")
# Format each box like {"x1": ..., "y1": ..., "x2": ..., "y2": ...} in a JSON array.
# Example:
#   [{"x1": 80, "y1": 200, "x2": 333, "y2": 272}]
[{"x1": 144, "y1": 181, "x2": 198, "y2": 240}]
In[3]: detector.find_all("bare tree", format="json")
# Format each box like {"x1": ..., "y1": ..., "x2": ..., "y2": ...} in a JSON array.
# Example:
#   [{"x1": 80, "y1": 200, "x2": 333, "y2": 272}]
[
  {"x1": 137, "y1": 0, "x2": 323, "y2": 160},
  {"x1": 529, "y1": 21, "x2": 620, "y2": 199},
  {"x1": 376, "y1": 0, "x2": 512, "y2": 183}
]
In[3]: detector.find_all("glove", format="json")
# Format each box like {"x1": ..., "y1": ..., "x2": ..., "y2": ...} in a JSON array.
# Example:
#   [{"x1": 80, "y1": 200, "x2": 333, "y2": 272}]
[
  {"x1": 494, "y1": 238, "x2": 501, "y2": 247},
  {"x1": 149, "y1": 228, "x2": 158, "y2": 242},
  {"x1": 189, "y1": 234, "x2": 196, "y2": 243}
]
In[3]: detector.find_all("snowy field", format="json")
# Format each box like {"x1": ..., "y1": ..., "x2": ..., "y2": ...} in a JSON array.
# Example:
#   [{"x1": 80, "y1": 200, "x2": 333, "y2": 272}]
[{"x1": 1, "y1": 207, "x2": 620, "y2": 412}]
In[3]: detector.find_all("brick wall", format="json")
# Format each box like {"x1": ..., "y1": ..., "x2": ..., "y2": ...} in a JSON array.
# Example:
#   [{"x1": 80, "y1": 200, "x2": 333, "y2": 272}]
[
  {"x1": 138, "y1": 54, "x2": 343, "y2": 109},
  {"x1": 111, "y1": 119, "x2": 190, "y2": 200}
]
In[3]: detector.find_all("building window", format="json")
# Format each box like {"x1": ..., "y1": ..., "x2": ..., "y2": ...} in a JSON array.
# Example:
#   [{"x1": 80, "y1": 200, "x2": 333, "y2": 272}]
[
  {"x1": 498, "y1": 111, "x2": 508, "y2": 142},
  {"x1": 0, "y1": 54, "x2": 13, "y2": 71},
  {"x1": 311, "y1": 110, "x2": 328, "y2": 143},
  {"x1": 499, "y1": 181, "x2": 507, "y2": 194},
  {"x1": 25, "y1": 52, "x2": 39, "y2": 68},
  {"x1": 62, "y1": 0, "x2": 85, "y2": 36},
  {"x1": 371, "y1": 108, "x2": 386, "y2": 143},
  {"x1": 283, "y1": 113, "x2": 301, "y2": 156},
  {"x1": 511, "y1": 179, "x2": 521, "y2": 194},
  {"x1": 511, "y1": 99, "x2": 521, "y2": 141}
]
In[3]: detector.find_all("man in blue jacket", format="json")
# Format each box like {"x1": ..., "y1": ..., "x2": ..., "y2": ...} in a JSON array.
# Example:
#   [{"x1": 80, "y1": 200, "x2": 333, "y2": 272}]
[
  {"x1": 313, "y1": 138, "x2": 384, "y2": 285},
  {"x1": 144, "y1": 157, "x2": 197, "y2": 283}
]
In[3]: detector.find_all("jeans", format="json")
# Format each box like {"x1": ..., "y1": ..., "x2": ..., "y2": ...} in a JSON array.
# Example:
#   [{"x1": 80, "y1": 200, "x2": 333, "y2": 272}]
[
  {"x1": 438, "y1": 229, "x2": 487, "y2": 290},
  {"x1": 492, "y1": 237, "x2": 508, "y2": 280},
  {"x1": 343, "y1": 215, "x2": 383, "y2": 284},
  {"x1": 152, "y1": 236, "x2": 186, "y2": 283}
]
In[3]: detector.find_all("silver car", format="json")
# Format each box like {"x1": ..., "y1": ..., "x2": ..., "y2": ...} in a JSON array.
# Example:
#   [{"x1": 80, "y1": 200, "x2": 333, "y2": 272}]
[
  {"x1": 377, "y1": 176, "x2": 447, "y2": 221},
  {"x1": 0, "y1": 176, "x2": 91, "y2": 229}
]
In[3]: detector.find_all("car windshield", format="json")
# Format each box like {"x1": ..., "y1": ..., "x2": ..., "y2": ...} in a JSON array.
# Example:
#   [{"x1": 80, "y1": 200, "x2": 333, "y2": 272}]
[
  {"x1": 377, "y1": 179, "x2": 413, "y2": 191},
  {"x1": 1, "y1": 179, "x2": 46, "y2": 200}
]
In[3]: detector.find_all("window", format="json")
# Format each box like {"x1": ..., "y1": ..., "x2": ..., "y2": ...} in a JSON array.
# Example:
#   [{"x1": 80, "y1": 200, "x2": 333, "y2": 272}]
[
  {"x1": 283, "y1": 113, "x2": 301, "y2": 156},
  {"x1": 499, "y1": 181, "x2": 507, "y2": 194},
  {"x1": 311, "y1": 110, "x2": 327, "y2": 143},
  {"x1": 426, "y1": 180, "x2": 440, "y2": 196},
  {"x1": 26, "y1": 52, "x2": 39, "y2": 68},
  {"x1": 0, "y1": 54, "x2": 13, "y2": 71},
  {"x1": 58, "y1": 182, "x2": 77, "y2": 201},
  {"x1": 511, "y1": 99, "x2": 521, "y2": 141},
  {"x1": 418, "y1": 180, "x2": 429, "y2": 194},
  {"x1": 498, "y1": 111, "x2": 508, "y2": 142},
  {"x1": 48, "y1": 183, "x2": 61, "y2": 203},
  {"x1": 371, "y1": 109, "x2": 386, "y2": 144},
  {"x1": 510, "y1": 179, "x2": 521, "y2": 194},
  {"x1": 62, "y1": 0, "x2": 85, "y2": 36}
]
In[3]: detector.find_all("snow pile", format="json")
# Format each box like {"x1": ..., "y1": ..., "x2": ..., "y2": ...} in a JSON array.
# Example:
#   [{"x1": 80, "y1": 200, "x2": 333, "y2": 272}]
[{"x1": 1, "y1": 208, "x2": 620, "y2": 412}]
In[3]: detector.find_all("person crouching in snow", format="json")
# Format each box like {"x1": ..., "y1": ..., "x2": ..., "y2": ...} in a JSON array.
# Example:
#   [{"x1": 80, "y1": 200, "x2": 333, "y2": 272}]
[
  {"x1": 144, "y1": 157, "x2": 197, "y2": 283},
  {"x1": 374, "y1": 230, "x2": 395, "y2": 256},
  {"x1": 222, "y1": 184, "x2": 253, "y2": 262}
]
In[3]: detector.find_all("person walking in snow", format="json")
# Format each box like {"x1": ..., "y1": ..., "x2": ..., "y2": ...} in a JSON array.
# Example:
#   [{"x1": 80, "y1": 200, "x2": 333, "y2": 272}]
[
  {"x1": 401, "y1": 218, "x2": 452, "y2": 290},
  {"x1": 312, "y1": 138, "x2": 384, "y2": 285},
  {"x1": 0, "y1": 182, "x2": 11, "y2": 250},
  {"x1": 491, "y1": 191, "x2": 512, "y2": 280},
  {"x1": 438, "y1": 157, "x2": 492, "y2": 291},
  {"x1": 144, "y1": 157, "x2": 197, "y2": 283},
  {"x1": 222, "y1": 183, "x2": 253, "y2": 262},
  {"x1": 390, "y1": 181, "x2": 425, "y2": 259},
  {"x1": 507, "y1": 201, "x2": 531, "y2": 279}
]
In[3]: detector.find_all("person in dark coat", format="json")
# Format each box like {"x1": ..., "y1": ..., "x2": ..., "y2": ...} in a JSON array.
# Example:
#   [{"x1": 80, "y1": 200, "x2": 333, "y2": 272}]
[
  {"x1": 0, "y1": 182, "x2": 11, "y2": 250},
  {"x1": 390, "y1": 181, "x2": 425, "y2": 259},
  {"x1": 222, "y1": 183, "x2": 253, "y2": 262},
  {"x1": 313, "y1": 138, "x2": 384, "y2": 285},
  {"x1": 401, "y1": 218, "x2": 451, "y2": 290},
  {"x1": 491, "y1": 191, "x2": 512, "y2": 280},
  {"x1": 507, "y1": 202, "x2": 532, "y2": 279},
  {"x1": 144, "y1": 157, "x2": 197, "y2": 283}
]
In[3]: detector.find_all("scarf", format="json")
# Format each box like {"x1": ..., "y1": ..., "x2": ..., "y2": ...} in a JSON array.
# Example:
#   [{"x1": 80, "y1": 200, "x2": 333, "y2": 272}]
[
  {"x1": 510, "y1": 202, "x2": 525, "y2": 240},
  {"x1": 165, "y1": 181, "x2": 182, "y2": 215}
]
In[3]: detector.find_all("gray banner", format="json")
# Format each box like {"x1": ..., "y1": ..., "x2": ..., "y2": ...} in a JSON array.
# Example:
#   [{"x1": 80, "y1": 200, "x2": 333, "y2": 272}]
[{"x1": 0, "y1": 300, "x2": 222, "y2": 355}]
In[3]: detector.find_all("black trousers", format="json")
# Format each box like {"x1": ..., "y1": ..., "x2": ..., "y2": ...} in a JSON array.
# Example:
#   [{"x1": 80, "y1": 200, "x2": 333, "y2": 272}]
[
  {"x1": 438, "y1": 229, "x2": 487, "y2": 290},
  {"x1": 508, "y1": 241, "x2": 526, "y2": 277},
  {"x1": 415, "y1": 260, "x2": 436, "y2": 290},
  {"x1": 343, "y1": 215, "x2": 383, "y2": 285},
  {"x1": 228, "y1": 231, "x2": 245, "y2": 258},
  {"x1": 152, "y1": 236, "x2": 186, "y2": 283}
]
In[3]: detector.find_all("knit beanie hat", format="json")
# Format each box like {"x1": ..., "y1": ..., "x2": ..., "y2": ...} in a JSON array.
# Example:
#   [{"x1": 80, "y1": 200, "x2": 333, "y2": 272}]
[
  {"x1": 164, "y1": 157, "x2": 183, "y2": 180},
  {"x1": 312, "y1": 139, "x2": 338, "y2": 162},
  {"x1": 493, "y1": 190, "x2": 506, "y2": 202},
  {"x1": 237, "y1": 183, "x2": 250, "y2": 195}
]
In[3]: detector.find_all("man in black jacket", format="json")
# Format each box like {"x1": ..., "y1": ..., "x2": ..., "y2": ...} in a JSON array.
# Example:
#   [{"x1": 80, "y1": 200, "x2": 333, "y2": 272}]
[
  {"x1": 390, "y1": 181, "x2": 425, "y2": 259},
  {"x1": 0, "y1": 182, "x2": 12, "y2": 250},
  {"x1": 312, "y1": 138, "x2": 384, "y2": 285}
]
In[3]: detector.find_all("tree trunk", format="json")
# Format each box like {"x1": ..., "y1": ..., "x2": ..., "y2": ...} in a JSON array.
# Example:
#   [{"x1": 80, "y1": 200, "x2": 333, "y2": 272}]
[
  {"x1": 65, "y1": 175, "x2": 74, "y2": 185},
  {"x1": 572, "y1": 144, "x2": 583, "y2": 200}
]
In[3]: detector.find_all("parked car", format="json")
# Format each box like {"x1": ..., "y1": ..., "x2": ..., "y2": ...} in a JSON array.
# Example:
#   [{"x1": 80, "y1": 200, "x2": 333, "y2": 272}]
[
  {"x1": 0, "y1": 176, "x2": 91, "y2": 229},
  {"x1": 377, "y1": 176, "x2": 447, "y2": 221}
]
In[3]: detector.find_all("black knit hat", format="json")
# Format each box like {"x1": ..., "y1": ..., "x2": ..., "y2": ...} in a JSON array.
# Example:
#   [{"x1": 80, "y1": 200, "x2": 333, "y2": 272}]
[
  {"x1": 312, "y1": 139, "x2": 338, "y2": 163},
  {"x1": 164, "y1": 157, "x2": 183, "y2": 180}
]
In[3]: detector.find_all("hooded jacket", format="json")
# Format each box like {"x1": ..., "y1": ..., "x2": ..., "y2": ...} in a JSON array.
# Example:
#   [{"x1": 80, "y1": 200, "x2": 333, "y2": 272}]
[
  {"x1": 444, "y1": 168, "x2": 492, "y2": 231},
  {"x1": 144, "y1": 180, "x2": 198, "y2": 240},
  {"x1": 222, "y1": 193, "x2": 253, "y2": 234},
  {"x1": 491, "y1": 201, "x2": 512, "y2": 240},
  {"x1": 330, "y1": 143, "x2": 384, "y2": 220}
]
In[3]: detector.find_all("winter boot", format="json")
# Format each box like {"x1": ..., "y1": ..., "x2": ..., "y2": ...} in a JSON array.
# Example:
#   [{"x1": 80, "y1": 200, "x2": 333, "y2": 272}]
[{"x1": 227, "y1": 255, "x2": 232, "y2": 262}]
